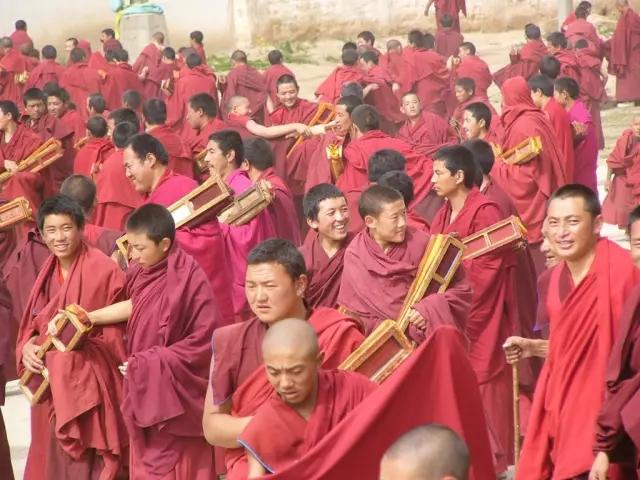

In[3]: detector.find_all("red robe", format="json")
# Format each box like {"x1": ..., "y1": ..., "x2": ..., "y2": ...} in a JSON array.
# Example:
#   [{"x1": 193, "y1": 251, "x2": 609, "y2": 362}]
[
  {"x1": 24, "y1": 59, "x2": 65, "y2": 90},
  {"x1": 103, "y1": 63, "x2": 145, "y2": 110},
  {"x1": 185, "y1": 117, "x2": 227, "y2": 158},
  {"x1": 336, "y1": 227, "x2": 471, "y2": 337},
  {"x1": 123, "y1": 245, "x2": 220, "y2": 479},
  {"x1": 74, "y1": 137, "x2": 114, "y2": 176},
  {"x1": 379, "y1": 51, "x2": 413, "y2": 97},
  {"x1": 434, "y1": 0, "x2": 467, "y2": 32},
  {"x1": 9, "y1": 29, "x2": 33, "y2": 51},
  {"x1": 431, "y1": 189, "x2": 515, "y2": 472},
  {"x1": 243, "y1": 326, "x2": 495, "y2": 480},
  {"x1": 361, "y1": 65, "x2": 404, "y2": 131},
  {"x1": 435, "y1": 28, "x2": 464, "y2": 58},
  {"x1": 491, "y1": 77, "x2": 567, "y2": 245},
  {"x1": 132, "y1": 43, "x2": 163, "y2": 100},
  {"x1": 0, "y1": 274, "x2": 12, "y2": 480},
  {"x1": 82, "y1": 223, "x2": 121, "y2": 257},
  {"x1": 58, "y1": 109, "x2": 86, "y2": 144},
  {"x1": 518, "y1": 239, "x2": 640, "y2": 479},
  {"x1": 493, "y1": 39, "x2": 548, "y2": 87},
  {"x1": 166, "y1": 65, "x2": 218, "y2": 134},
  {"x1": 300, "y1": 232, "x2": 355, "y2": 309},
  {"x1": 603, "y1": 130, "x2": 640, "y2": 228},
  {"x1": 0, "y1": 47, "x2": 26, "y2": 105},
  {"x1": 146, "y1": 169, "x2": 234, "y2": 326},
  {"x1": 543, "y1": 97, "x2": 576, "y2": 182},
  {"x1": 59, "y1": 63, "x2": 102, "y2": 121},
  {"x1": 237, "y1": 370, "x2": 375, "y2": 476},
  {"x1": 147, "y1": 124, "x2": 194, "y2": 178},
  {"x1": 263, "y1": 63, "x2": 294, "y2": 104},
  {"x1": 575, "y1": 47, "x2": 606, "y2": 149},
  {"x1": 257, "y1": 167, "x2": 301, "y2": 244},
  {"x1": 16, "y1": 243, "x2": 128, "y2": 480},
  {"x1": 452, "y1": 54, "x2": 493, "y2": 99},
  {"x1": 93, "y1": 149, "x2": 144, "y2": 230},
  {"x1": 314, "y1": 65, "x2": 363, "y2": 104},
  {"x1": 451, "y1": 95, "x2": 503, "y2": 141},
  {"x1": 565, "y1": 18, "x2": 603, "y2": 53},
  {"x1": 554, "y1": 49, "x2": 582, "y2": 83},
  {"x1": 405, "y1": 48, "x2": 450, "y2": 116},
  {"x1": 397, "y1": 112, "x2": 457, "y2": 157},
  {"x1": 609, "y1": 8, "x2": 640, "y2": 102},
  {"x1": 220, "y1": 64, "x2": 267, "y2": 123}
]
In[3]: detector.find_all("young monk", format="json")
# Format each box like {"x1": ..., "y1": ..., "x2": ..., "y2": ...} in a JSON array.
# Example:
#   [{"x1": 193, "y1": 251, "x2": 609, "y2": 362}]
[
  {"x1": 85, "y1": 203, "x2": 221, "y2": 479},
  {"x1": 435, "y1": 13, "x2": 464, "y2": 58},
  {"x1": 429, "y1": 145, "x2": 514, "y2": 474},
  {"x1": 87, "y1": 93, "x2": 108, "y2": 118},
  {"x1": 493, "y1": 23, "x2": 548, "y2": 87},
  {"x1": 183, "y1": 92, "x2": 225, "y2": 157},
  {"x1": 190, "y1": 30, "x2": 207, "y2": 63},
  {"x1": 359, "y1": 50, "x2": 404, "y2": 133},
  {"x1": 337, "y1": 184, "x2": 471, "y2": 336},
  {"x1": 45, "y1": 86, "x2": 86, "y2": 143},
  {"x1": 132, "y1": 32, "x2": 164, "y2": 100},
  {"x1": 73, "y1": 116, "x2": 113, "y2": 176},
  {"x1": 452, "y1": 42, "x2": 492, "y2": 100},
  {"x1": 18, "y1": 195, "x2": 128, "y2": 479},
  {"x1": 603, "y1": 116, "x2": 640, "y2": 229},
  {"x1": 263, "y1": 49, "x2": 294, "y2": 108},
  {"x1": 546, "y1": 31, "x2": 582, "y2": 82},
  {"x1": 220, "y1": 50, "x2": 267, "y2": 123},
  {"x1": 425, "y1": 0, "x2": 467, "y2": 32},
  {"x1": 239, "y1": 318, "x2": 375, "y2": 478},
  {"x1": 25, "y1": 45, "x2": 65, "y2": 90},
  {"x1": 450, "y1": 77, "x2": 501, "y2": 140},
  {"x1": 461, "y1": 101, "x2": 501, "y2": 148},
  {"x1": 300, "y1": 183, "x2": 354, "y2": 309},
  {"x1": 505, "y1": 184, "x2": 640, "y2": 479},
  {"x1": 203, "y1": 239, "x2": 364, "y2": 477},
  {"x1": 315, "y1": 48, "x2": 364, "y2": 104},
  {"x1": 377, "y1": 170, "x2": 431, "y2": 232}
]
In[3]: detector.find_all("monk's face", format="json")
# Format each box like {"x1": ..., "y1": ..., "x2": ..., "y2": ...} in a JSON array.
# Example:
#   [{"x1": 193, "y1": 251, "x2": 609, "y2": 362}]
[
  {"x1": 546, "y1": 196, "x2": 602, "y2": 262},
  {"x1": 232, "y1": 98, "x2": 252, "y2": 117},
  {"x1": 553, "y1": 89, "x2": 570, "y2": 108},
  {"x1": 99, "y1": 32, "x2": 108, "y2": 44},
  {"x1": 127, "y1": 230, "x2": 171, "y2": 268},
  {"x1": 204, "y1": 139, "x2": 235, "y2": 177},
  {"x1": 462, "y1": 110, "x2": 485, "y2": 139},
  {"x1": 186, "y1": 104, "x2": 206, "y2": 129},
  {"x1": 123, "y1": 146, "x2": 155, "y2": 194},
  {"x1": 400, "y1": 94, "x2": 422, "y2": 118},
  {"x1": 308, "y1": 196, "x2": 350, "y2": 242},
  {"x1": 41, "y1": 213, "x2": 82, "y2": 262},
  {"x1": 432, "y1": 160, "x2": 463, "y2": 198},
  {"x1": 25, "y1": 99, "x2": 46, "y2": 121},
  {"x1": 629, "y1": 220, "x2": 640, "y2": 267},
  {"x1": 47, "y1": 96, "x2": 66, "y2": 118},
  {"x1": 366, "y1": 199, "x2": 407, "y2": 247},
  {"x1": 65, "y1": 40, "x2": 75, "y2": 53},
  {"x1": 245, "y1": 263, "x2": 307, "y2": 325},
  {"x1": 276, "y1": 82, "x2": 299, "y2": 109},
  {"x1": 264, "y1": 347, "x2": 321, "y2": 407},
  {"x1": 334, "y1": 105, "x2": 352, "y2": 135},
  {"x1": 631, "y1": 117, "x2": 640, "y2": 138},
  {"x1": 540, "y1": 237, "x2": 559, "y2": 269},
  {"x1": 454, "y1": 86, "x2": 472, "y2": 104}
]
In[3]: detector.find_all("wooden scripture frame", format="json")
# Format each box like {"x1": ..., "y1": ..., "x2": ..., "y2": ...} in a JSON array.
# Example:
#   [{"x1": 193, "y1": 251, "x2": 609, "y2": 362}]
[
  {"x1": 0, "y1": 138, "x2": 64, "y2": 184},
  {"x1": 499, "y1": 136, "x2": 542, "y2": 166},
  {"x1": 18, "y1": 337, "x2": 53, "y2": 405},
  {"x1": 50, "y1": 304, "x2": 93, "y2": 353},
  {"x1": 0, "y1": 197, "x2": 32, "y2": 230},
  {"x1": 462, "y1": 215, "x2": 527, "y2": 261},
  {"x1": 218, "y1": 180, "x2": 274, "y2": 226},
  {"x1": 286, "y1": 102, "x2": 336, "y2": 158}
]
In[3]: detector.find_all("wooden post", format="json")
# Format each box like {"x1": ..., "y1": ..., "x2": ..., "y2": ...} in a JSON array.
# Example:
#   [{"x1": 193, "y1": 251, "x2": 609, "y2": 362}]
[
  {"x1": 513, "y1": 362, "x2": 521, "y2": 472},
  {"x1": 558, "y1": 0, "x2": 574, "y2": 29}
]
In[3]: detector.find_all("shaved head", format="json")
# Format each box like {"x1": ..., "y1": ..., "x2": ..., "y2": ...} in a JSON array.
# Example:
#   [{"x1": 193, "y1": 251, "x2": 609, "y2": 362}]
[
  {"x1": 262, "y1": 318, "x2": 319, "y2": 361},
  {"x1": 386, "y1": 39, "x2": 402, "y2": 51},
  {"x1": 380, "y1": 424, "x2": 470, "y2": 480}
]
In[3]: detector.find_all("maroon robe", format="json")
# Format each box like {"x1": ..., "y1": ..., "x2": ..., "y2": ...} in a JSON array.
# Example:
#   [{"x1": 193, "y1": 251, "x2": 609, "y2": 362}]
[
  {"x1": 9, "y1": 29, "x2": 33, "y2": 51},
  {"x1": 603, "y1": 130, "x2": 640, "y2": 228},
  {"x1": 336, "y1": 226, "x2": 471, "y2": 338},
  {"x1": 103, "y1": 63, "x2": 145, "y2": 110},
  {"x1": 435, "y1": 28, "x2": 464, "y2": 58},
  {"x1": 257, "y1": 167, "x2": 301, "y2": 244},
  {"x1": 147, "y1": 124, "x2": 194, "y2": 178},
  {"x1": 220, "y1": 64, "x2": 267, "y2": 123},
  {"x1": 361, "y1": 65, "x2": 404, "y2": 131},
  {"x1": 166, "y1": 65, "x2": 218, "y2": 134},
  {"x1": 434, "y1": 0, "x2": 467, "y2": 32},
  {"x1": 123, "y1": 245, "x2": 220, "y2": 479},
  {"x1": 543, "y1": 97, "x2": 576, "y2": 182},
  {"x1": 74, "y1": 137, "x2": 114, "y2": 176},
  {"x1": 314, "y1": 65, "x2": 363, "y2": 104},
  {"x1": 453, "y1": 54, "x2": 493, "y2": 99},
  {"x1": 493, "y1": 39, "x2": 548, "y2": 87},
  {"x1": 24, "y1": 59, "x2": 65, "y2": 90},
  {"x1": 0, "y1": 273, "x2": 13, "y2": 480},
  {"x1": 132, "y1": 43, "x2": 163, "y2": 100},
  {"x1": 451, "y1": 95, "x2": 503, "y2": 141},
  {"x1": 554, "y1": 49, "x2": 582, "y2": 83},
  {"x1": 263, "y1": 63, "x2": 294, "y2": 105},
  {"x1": 0, "y1": 48, "x2": 26, "y2": 105},
  {"x1": 575, "y1": 47, "x2": 606, "y2": 149},
  {"x1": 405, "y1": 47, "x2": 450, "y2": 116},
  {"x1": 82, "y1": 223, "x2": 121, "y2": 257},
  {"x1": 303, "y1": 131, "x2": 350, "y2": 193},
  {"x1": 185, "y1": 117, "x2": 227, "y2": 158},
  {"x1": 102, "y1": 38, "x2": 122, "y2": 54},
  {"x1": 59, "y1": 63, "x2": 102, "y2": 121},
  {"x1": 379, "y1": 51, "x2": 413, "y2": 97},
  {"x1": 609, "y1": 7, "x2": 640, "y2": 102},
  {"x1": 566, "y1": 18, "x2": 603, "y2": 52},
  {"x1": 397, "y1": 111, "x2": 457, "y2": 157}
]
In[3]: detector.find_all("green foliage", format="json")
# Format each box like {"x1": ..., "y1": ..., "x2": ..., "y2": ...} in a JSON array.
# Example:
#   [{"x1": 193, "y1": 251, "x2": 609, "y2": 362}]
[{"x1": 208, "y1": 40, "x2": 316, "y2": 72}]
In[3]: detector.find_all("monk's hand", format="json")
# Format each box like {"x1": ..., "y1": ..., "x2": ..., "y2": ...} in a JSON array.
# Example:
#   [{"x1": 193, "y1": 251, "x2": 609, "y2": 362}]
[
  {"x1": 294, "y1": 123, "x2": 312, "y2": 138},
  {"x1": 407, "y1": 309, "x2": 427, "y2": 331},
  {"x1": 3, "y1": 160, "x2": 18, "y2": 173},
  {"x1": 46, "y1": 313, "x2": 62, "y2": 336},
  {"x1": 589, "y1": 451, "x2": 610, "y2": 480},
  {"x1": 22, "y1": 337, "x2": 44, "y2": 374},
  {"x1": 424, "y1": 3, "x2": 430, "y2": 16},
  {"x1": 118, "y1": 361, "x2": 128, "y2": 377},
  {"x1": 503, "y1": 336, "x2": 534, "y2": 364}
]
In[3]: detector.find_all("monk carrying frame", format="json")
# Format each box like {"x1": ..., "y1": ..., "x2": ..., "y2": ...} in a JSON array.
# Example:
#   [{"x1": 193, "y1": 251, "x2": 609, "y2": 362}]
[
  {"x1": 286, "y1": 102, "x2": 336, "y2": 158},
  {"x1": 0, "y1": 138, "x2": 63, "y2": 185},
  {"x1": 498, "y1": 136, "x2": 542, "y2": 166}
]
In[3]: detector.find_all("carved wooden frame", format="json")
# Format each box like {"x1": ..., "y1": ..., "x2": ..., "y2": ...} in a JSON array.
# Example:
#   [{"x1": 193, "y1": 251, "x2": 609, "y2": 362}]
[
  {"x1": 18, "y1": 337, "x2": 53, "y2": 405},
  {"x1": 499, "y1": 136, "x2": 542, "y2": 166},
  {"x1": 461, "y1": 215, "x2": 527, "y2": 261},
  {"x1": 218, "y1": 180, "x2": 274, "y2": 226},
  {"x1": 50, "y1": 305, "x2": 93, "y2": 353},
  {"x1": 0, "y1": 197, "x2": 32, "y2": 230}
]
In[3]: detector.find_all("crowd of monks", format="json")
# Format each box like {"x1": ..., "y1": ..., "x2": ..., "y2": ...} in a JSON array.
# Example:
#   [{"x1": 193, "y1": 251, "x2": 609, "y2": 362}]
[{"x1": 2, "y1": 0, "x2": 640, "y2": 478}]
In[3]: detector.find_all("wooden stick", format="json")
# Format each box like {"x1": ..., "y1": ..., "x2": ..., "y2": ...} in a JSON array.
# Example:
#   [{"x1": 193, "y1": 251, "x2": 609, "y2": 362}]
[{"x1": 513, "y1": 361, "x2": 521, "y2": 473}]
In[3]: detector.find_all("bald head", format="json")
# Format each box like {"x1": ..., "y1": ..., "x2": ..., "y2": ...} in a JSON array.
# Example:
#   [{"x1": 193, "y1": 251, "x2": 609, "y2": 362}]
[
  {"x1": 262, "y1": 318, "x2": 319, "y2": 361},
  {"x1": 380, "y1": 424, "x2": 470, "y2": 480},
  {"x1": 386, "y1": 39, "x2": 402, "y2": 52},
  {"x1": 227, "y1": 95, "x2": 251, "y2": 116}
]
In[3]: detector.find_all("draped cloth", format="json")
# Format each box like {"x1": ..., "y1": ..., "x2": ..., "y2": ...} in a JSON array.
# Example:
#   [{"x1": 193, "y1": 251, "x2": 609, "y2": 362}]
[
  {"x1": 314, "y1": 66, "x2": 363, "y2": 104},
  {"x1": 609, "y1": 7, "x2": 640, "y2": 102},
  {"x1": 24, "y1": 59, "x2": 65, "y2": 90},
  {"x1": 166, "y1": 65, "x2": 218, "y2": 134},
  {"x1": 147, "y1": 124, "x2": 194, "y2": 179},
  {"x1": 59, "y1": 63, "x2": 102, "y2": 121},
  {"x1": 0, "y1": 48, "x2": 27, "y2": 105},
  {"x1": 74, "y1": 137, "x2": 114, "y2": 176},
  {"x1": 220, "y1": 64, "x2": 267, "y2": 123},
  {"x1": 542, "y1": 98, "x2": 575, "y2": 183},
  {"x1": 397, "y1": 111, "x2": 458, "y2": 157},
  {"x1": 493, "y1": 39, "x2": 548, "y2": 88},
  {"x1": 603, "y1": 130, "x2": 640, "y2": 228}
]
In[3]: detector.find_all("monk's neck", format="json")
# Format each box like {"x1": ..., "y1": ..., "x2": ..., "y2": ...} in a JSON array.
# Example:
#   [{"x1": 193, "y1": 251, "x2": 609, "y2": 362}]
[
  {"x1": 1, "y1": 122, "x2": 17, "y2": 143},
  {"x1": 565, "y1": 242, "x2": 598, "y2": 285},
  {"x1": 150, "y1": 166, "x2": 168, "y2": 193},
  {"x1": 319, "y1": 234, "x2": 344, "y2": 258},
  {"x1": 447, "y1": 189, "x2": 469, "y2": 223},
  {"x1": 408, "y1": 115, "x2": 422, "y2": 126},
  {"x1": 57, "y1": 253, "x2": 78, "y2": 278},
  {"x1": 476, "y1": 130, "x2": 488, "y2": 141}
]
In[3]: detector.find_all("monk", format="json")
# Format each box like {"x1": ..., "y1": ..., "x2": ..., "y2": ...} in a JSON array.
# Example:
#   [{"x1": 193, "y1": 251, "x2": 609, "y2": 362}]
[
  {"x1": 204, "y1": 130, "x2": 276, "y2": 318},
  {"x1": 143, "y1": 98, "x2": 194, "y2": 178},
  {"x1": 220, "y1": 50, "x2": 267, "y2": 123},
  {"x1": 609, "y1": 0, "x2": 640, "y2": 103},
  {"x1": 461, "y1": 101, "x2": 502, "y2": 147},
  {"x1": 359, "y1": 50, "x2": 404, "y2": 133},
  {"x1": 574, "y1": 38, "x2": 606, "y2": 149},
  {"x1": 263, "y1": 49, "x2": 294, "y2": 108},
  {"x1": 398, "y1": 92, "x2": 457, "y2": 157},
  {"x1": 565, "y1": 3, "x2": 602, "y2": 52},
  {"x1": 73, "y1": 116, "x2": 113, "y2": 176},
  {"x1": 184, "y1": 93, "x2": 226, "y2": 157},
  {"x1": 493, "y1": 23, "x2": 548, "y2": 87},
  {"x1": 425, "y1": 0, "x2": 467, "y2": 32},
  {"x1": 59, "y1": 48, "x2": 102, "y2": 121},
  {"x1": 9, "y1": 19, "x2": 33, "y2": 51},
  {"x1": 25, "y1": 45, "x2": 65, "y2": 90},
  {"x1": 380, "y1": 424, "x2": 470, "y2": 480},
  {"x1": 190, "y1": 30, "x2": 207, "y2": 64},
  {"x1": 132, "y1": 32, "x2": 164, "y2": 100},
  {"x1": 93, "y1": 121, "x2": 143, "y2": 230},
  {"x1": 450, "y1": 77, "x2": 501, "y2": 141},
  {"x1": 239, "y1": 318, "x2": 375, "y2": 478},
  {"x1": 101, "y1": 49, "x2": 145, "y2": 111},
  {"x1": 87, "y1": 93, "x2": 108, "y2": 118},
  {"x1": 435, "y1": 13, "x2": 464, "y2": 58},
  {"x1": 452, "y1": 42, "x2": 492, "y2": 100},
  {"x1": 603, "y1": 116, "x2": 640, "y2": 229},
  {"x1": 356, "y1": 31, "x2": 382, "y2": 55},
  {"x1": 105, "y1": 107, "x2": 139, "y2": 137},
  {"x1": 122, "y1": 132, "x2": 234, "y2": 326},
  {"x1": 505, "y1": 186, "x2": 640, "y2": 479},
  {"x1": 430, "y1": 145, "x2": 514, "y2": 474},
  {"x1": 555, "y1": 76, "x2": 598, "y2": 193},
  {"x1": 491, "y1": 76, "x2": 567, "y2": 274},
  {"x1": 337, "y1": 184, "x2": 471, "y2": 336},
  {"x1": 562, "y1": 1, "x2": 592, "y2": 31},
  {"x1": 241, "y1": 137, "x2": 301, "y2": 244},
  {"x1": 315, "y1": 49, "x2": 364, "y2": 104},
  {"x1": 0, "y1": 37, "x2": 27, "y2": 106},
  {"x1": 546, "y1": 31, "x2": 582, "y2": 83},
  {"x1": 529, "y1": 74, "x2": 576, "y2": 182},
  {"x1": 46, "y1": 87, "x2": 86, "y2": 143},
  {"x1": 203, "y1": 238, "x2": 364, "y2": 476},
  {"x1": 86, "y1": 203, "x2": 221, "y2": 479},
  {"x1": 300, "y1": 183, "x2": 354, "y2": 309},
  {"x1": 18, "y1": 194, "x2": 128, "y2": 479},
  {"x1": 121, "y1": 90, "x2": 142, "y2": 118},
  {"x1": 377, "y1": 170, "x2": 431, "y2": 233},
  {"x1": 380, "y1": 40, "x2": 414, "y2": 97}
]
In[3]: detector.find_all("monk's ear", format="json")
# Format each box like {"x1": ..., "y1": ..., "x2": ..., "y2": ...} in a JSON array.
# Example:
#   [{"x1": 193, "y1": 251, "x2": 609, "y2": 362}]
[
  {"x1": 364, "y1": 214, "x2": 377, "y2": 230},
  {"x1": 593, "y1": 214, "x2": 604, "y2": 236},
  {"x1": 295, "y1": 274, "x2": 308, "y2": 298},
  {"x1": 240, "y1": 159, "x2": 250, "y2": 172},
  {"x1": 226, "y1": 150, "x2": 236, "y2": 166},
  {"x1": 159, "y1": 237, "x2": 172, "y2": 253},
  {"x1": 306, "y1": 217, "x2": 319, "y2": 231}
]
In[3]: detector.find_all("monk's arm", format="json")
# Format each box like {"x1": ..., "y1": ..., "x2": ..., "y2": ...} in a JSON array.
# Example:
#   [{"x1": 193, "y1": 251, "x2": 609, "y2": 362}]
[
  {"x1": 246, "y1": 452, "x2": 267, "y2": 478},
  {"x1": 503, "y1": 336, "x2": 548, "y2": 363},
  {"x1": 245, "y1": 119, "x2": 308, "y2": 139},
  {"x1": 88, "y1": 299, "x2": 132, "y2": 326}
]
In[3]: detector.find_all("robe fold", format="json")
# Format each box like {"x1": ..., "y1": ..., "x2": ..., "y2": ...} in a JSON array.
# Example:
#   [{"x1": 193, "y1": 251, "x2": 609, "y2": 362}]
[
  {"x1": 185, "y1": 117, "x2": 227, "y2": 158},
  {"x1": 491, "y1": 77, "x2": 566, "y2": 245},
  {"x1": 575, "y1": 47, "x2": 606, "y2": 149},
  {"x1": 303, "y1": 131, "x2": 348, "y2": 193},
  {"x1": 237, "y1": 370, "x2": 375, "y2": 476},
  {"x1": 543, "y1": 98, "x2": 575, "y2": 182},
  {"x1": 132, "y1": 43, "x2": 163, "y2": 100},
  {"x1": 336, "y1": 226, "x2": 471, "y2": 337},
  {"x1": 453, "y1": 54, "x2": 493, "y2": 99},
  {"x1": 609, "y1": 7, "x2": 640, "y2": 102},
  {"x1": 220, "y1": 64, "x2": 267, "y2": 123},
  {"x1": 300, "y1": 232, "x2": 355, "y2": 309},
  {"x1": 59, "y1": 63, "x2": 102, "y2": 121},
  {"x1": 257, "y1": 167, "x2": 301, "y2": 244},
  {"x1": 102, "y1": 63, "x2": 145, "y2": 110},
  {"x1": 82, "y1": 223, "x2": 121, "y2": 257},
  {"x1": 361, "y1": 65, "x2": 404, "y2": 131},
  {"x1": 379, "y1": 51, "x2": 413, "y2": 97},
  {"x1": 24, "y1": 59, "x2": 65, "y2": 90},
  {"x1": 314, "y1": 65, "x2": 363, "y2": 104},
  {"x1": 263, "y1": 64, "x2": 294, "y2": 105},
  {"x1": 406, "y1": 48, "x2": 450, "y2": 116},
  {"x1": 0, "y1": 48, "x2": 27, "y2": 105},
  {"x1": 431, "y1": 189, "x2": 515, "y2": 472},
  {"x1": 147, "y1": 124, "x2": 194, "y2": 178},
  {"x1": 435, "y1": 28, "x2": 464, "y2": 58},
  {"x1": 58, "y1": 109, "x2": 87, "y2": 144},
  {"x1": 16, "y1": 243, "x2": 128, "y2": 480},
  {"x1": 123, "y1": 245, "x2": 220, "y2": 479},
  {"x1": 9, "y1": 29, "x2": 33, "y2": 51},
  {"x1": 146, "y1": 169, "x2": 234, "y2": 326},
  {"x1": 74, "y1": 137, "x2": 114, "y2": 176},
  {"x1": 397, "y1": 112, "x2": 457, "y2": 157},
  {"x1": 493, "y1": 40, "x2": 548, "y2": 87},
  {"x1": 568, "y1": 100, "x2": 599, "y2": 194},
  {"x1": 518, "y1": 239, "x2": 640, "y2": 479},
  {"x1": 603, "y1": 130, "x2": 640, "y2": 228},
  {"x1": 565, "y1": 18, "x2": 602, "y2": 52},
  {"x1": 166, "y1": 66, "x2": 218, "y2": 134}
]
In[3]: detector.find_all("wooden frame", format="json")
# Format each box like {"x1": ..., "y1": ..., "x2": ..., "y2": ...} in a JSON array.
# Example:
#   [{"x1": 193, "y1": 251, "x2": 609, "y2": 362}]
[
  {"x1": 498, "y1": 136, "x2": 542, "y2": 166},
  {"x1": 0, "y1": 197, "x2": 32, "y2": 230},
  {"x1": 286, "y1": 102, "x2": 336, "y2": 158},
  {"x1": 462, "y1": 215, "x2": 527, "y2": 261},
  {"x1": 50, "y1": 305, "x2": 93, "y2": 353},
  {"x1": 18, "y1": 337, "x2": 53, "y2": 405},
  {"x1": 74, "y1": 136, "x2": 89, "y2": 150},
  {"x1": 0, "y1": 138, "x2": 64, "y2": 184},
  {"x1": 194, "y1": 149, "x2": 207, "y2": 172},
  {"x1": 218, "y1": 180, "x2": 274, "y2": 226}
]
